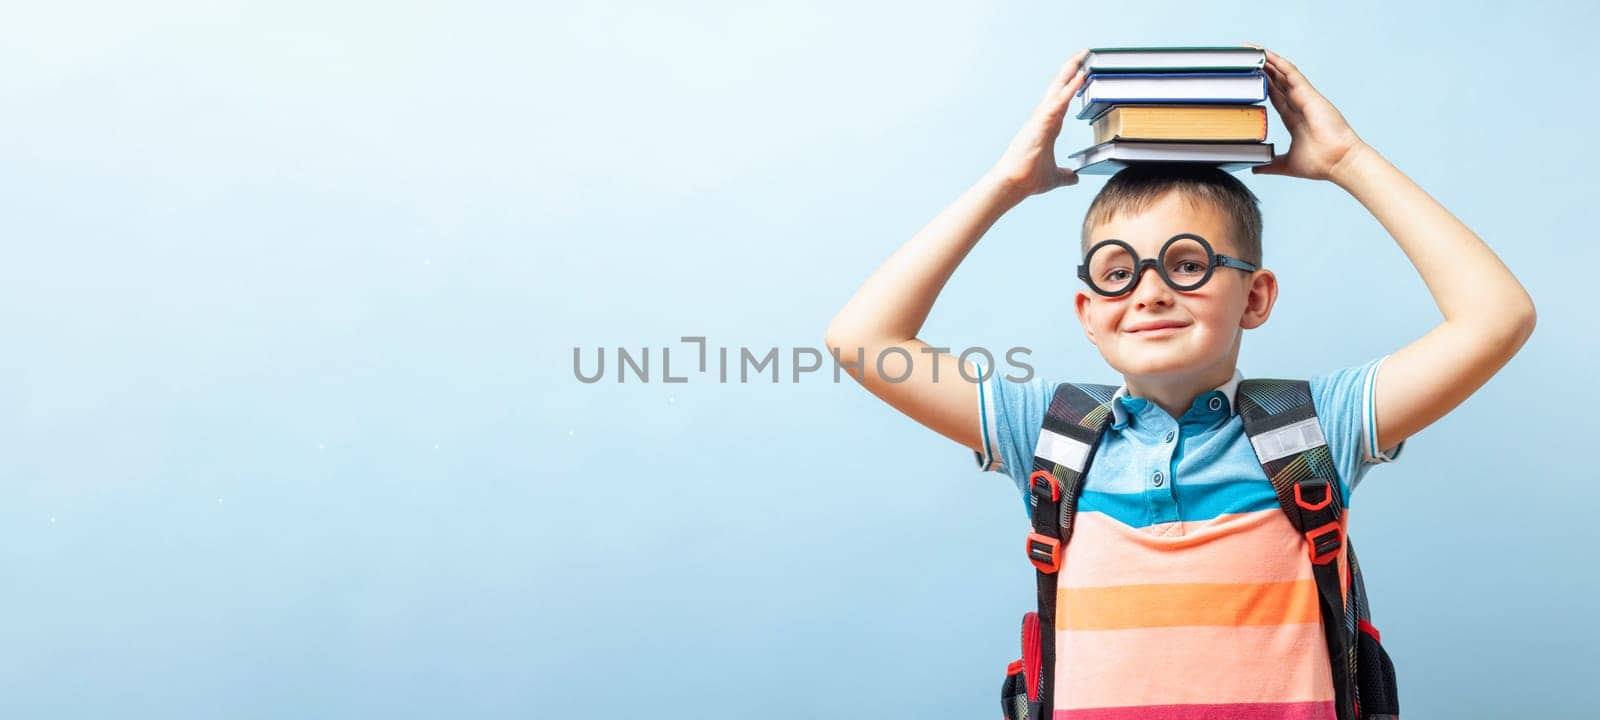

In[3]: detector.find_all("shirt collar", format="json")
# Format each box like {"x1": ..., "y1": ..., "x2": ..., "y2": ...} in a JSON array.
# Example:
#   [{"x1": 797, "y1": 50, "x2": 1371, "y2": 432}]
[{"x1": 1109, "y1": 369, "x2": 1245, "y2": 428}]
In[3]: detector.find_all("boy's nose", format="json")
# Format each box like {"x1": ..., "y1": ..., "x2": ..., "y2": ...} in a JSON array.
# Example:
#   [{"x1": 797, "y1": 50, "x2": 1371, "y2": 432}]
[{"x1": 1131, "y1": 265, "x2": 1173, "y2": 306}]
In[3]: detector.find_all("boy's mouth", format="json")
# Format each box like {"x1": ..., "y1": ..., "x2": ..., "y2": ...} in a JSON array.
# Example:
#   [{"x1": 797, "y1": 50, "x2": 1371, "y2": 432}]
[{"x1": 1124, "y1": 320, "x2": 1190, "y2": 336}]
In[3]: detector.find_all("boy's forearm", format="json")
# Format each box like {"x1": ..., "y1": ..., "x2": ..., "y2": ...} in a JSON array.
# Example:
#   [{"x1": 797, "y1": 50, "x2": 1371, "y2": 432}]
[
  {"x1": 826, "y1": 173, "x2": 1026, "y2": 344},
  {"x1": 1329, "y1": 143, "x2": 1536, "y2": 337}
]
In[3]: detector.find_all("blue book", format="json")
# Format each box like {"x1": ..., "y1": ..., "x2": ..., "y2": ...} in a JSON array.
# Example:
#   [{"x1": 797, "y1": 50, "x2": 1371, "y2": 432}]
[{"x1": 1074, "y1": 71, "x2": 1267, "y2": 121}]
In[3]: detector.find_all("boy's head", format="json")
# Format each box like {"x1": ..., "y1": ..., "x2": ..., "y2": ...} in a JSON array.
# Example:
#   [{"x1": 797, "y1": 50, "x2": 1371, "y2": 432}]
[
  {"x1": 1080, "y1": 163, "x2": 1263, "y2": 266},
  {"x1": 1073, "y1": 163, "x2": 1278, "y2": 391}
]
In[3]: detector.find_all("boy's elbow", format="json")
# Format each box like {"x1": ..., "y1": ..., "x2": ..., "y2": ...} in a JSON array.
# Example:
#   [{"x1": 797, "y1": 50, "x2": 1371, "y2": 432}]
[
  {"x1": 824, "y1": 317, "x2": 848, "y2": 354},
  {"x1": 1514, "y1": 303, "x2": 1537, "y2": 351},
  {"x1": 1510, "y1": 290, "x2": 1537, "y2": 345},
  {"x1": 1492, "y1": 296, "x2": 1537, "y2": 356},
  {"x1": 823, "y1": 321, "x2": 869, "y2": 384},
  {"x1": 825, "y1": 305, "x2": 877, "y2": 351}
]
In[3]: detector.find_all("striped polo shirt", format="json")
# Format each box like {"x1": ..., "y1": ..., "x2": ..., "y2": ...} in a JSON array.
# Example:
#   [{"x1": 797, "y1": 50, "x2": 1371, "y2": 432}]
[{"x1": 974, "y1": 357, "x2": 1403, "y2": 720}]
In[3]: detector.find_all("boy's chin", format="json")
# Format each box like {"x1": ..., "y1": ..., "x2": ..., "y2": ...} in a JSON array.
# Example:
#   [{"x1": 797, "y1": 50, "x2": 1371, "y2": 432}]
[{"x1": 1104, "y1": 351, "x2": 1217, "y2": 380}]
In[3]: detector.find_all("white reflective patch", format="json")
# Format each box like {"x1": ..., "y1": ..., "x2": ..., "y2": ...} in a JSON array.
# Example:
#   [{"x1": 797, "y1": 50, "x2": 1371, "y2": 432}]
[
  {"x1": 1249, "y1": 417, "x2": 1327, "y2": 463},
  {"x1": 1035, "y1": 429, "x2": 1091, "y2": 472}
]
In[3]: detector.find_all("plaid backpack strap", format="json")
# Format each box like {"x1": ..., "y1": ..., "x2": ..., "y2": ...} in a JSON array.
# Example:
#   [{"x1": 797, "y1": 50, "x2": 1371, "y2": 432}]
[
  {"x1": 1020, "y1": 382, "x2": 1116, "y2": 719},
  {"x1": 1235, "y1": 379, "x2": 1356, "y2": 720}
]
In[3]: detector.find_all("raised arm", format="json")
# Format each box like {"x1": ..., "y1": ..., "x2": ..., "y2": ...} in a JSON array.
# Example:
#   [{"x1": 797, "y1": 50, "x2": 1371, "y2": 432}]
[
  {"x1": 1249, "y1": 45, "x2": 1537, "y2": 452},
  {"x1": 825, "y1": 49, "x2": 1090, "y2": 453}
]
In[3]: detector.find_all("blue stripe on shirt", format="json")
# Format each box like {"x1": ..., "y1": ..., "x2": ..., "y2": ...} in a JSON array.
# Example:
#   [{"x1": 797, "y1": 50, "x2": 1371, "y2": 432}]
[{"x1": 1079, "y1": 479, "x2": 1281, "y2": 527}]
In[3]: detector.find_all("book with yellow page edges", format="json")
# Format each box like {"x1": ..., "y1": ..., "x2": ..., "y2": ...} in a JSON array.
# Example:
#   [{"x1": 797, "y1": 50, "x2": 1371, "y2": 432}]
[{"x1": 1092, "y1": 105, "x2": 1268, "y2": 144}]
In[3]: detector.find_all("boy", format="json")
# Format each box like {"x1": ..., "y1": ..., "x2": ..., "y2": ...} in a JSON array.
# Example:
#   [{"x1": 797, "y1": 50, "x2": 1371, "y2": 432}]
[{"x1": 824, "y1": 46, "x2": 1535, "y2": 718}]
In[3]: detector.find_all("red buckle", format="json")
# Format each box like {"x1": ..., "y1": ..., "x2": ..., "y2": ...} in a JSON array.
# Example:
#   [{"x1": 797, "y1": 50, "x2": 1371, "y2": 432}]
[
  {"x1": 1294, "y1": 481, "x2": 1333, "y2": 512},
  {"x1": 1026, "y1": 533, "x2": 1062, "y2": 573},
  {"x1": 1305, "y1": 521, "x2": 1343, "y2": 565},
  {"x1": 1029, "y1": 471, "x2": 1060, "y2": 503}
]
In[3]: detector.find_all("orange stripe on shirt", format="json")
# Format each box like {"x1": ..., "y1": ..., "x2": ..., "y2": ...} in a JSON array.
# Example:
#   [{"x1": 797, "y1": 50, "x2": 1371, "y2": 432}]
[{"x1": 1057, "y1": 578, "x2": 1320, "y2": 631}]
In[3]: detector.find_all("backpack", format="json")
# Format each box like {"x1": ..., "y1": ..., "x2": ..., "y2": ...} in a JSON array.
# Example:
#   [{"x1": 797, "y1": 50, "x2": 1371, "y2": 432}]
[{"x1": 998, "y1": 379, "x2": 1401, "y2": 720}]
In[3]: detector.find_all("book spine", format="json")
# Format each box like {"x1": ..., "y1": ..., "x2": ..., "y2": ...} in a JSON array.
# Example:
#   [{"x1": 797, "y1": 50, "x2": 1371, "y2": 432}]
[
  {"x1": 1085, "y1": 64, "x2": 1265, "y2": 74},
  {"x1": 1091, "y1": 110, "x2": 1118, "y2": 145}
]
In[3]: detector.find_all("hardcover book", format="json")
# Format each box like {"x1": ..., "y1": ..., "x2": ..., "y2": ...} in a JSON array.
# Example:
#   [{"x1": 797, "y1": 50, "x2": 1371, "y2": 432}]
[
  {"x1": 1075, "y1": 72, "x2": 1268, "y2": 121},
  {"x1": 1067, "y1": 140, "x2": 1275, "y2": 175},
  {"x1": 1084, "y1": 46, "x2": 1266, "y2": 74},
  {"x1": 1092, "y1": 105, "x2": 1268, "y2": 143}
]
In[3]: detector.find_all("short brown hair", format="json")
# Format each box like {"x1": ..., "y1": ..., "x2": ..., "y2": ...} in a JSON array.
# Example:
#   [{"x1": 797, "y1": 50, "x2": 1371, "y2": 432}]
[{"x1": 1080, "y1": 163, "x2": 1263, "y2": 265}]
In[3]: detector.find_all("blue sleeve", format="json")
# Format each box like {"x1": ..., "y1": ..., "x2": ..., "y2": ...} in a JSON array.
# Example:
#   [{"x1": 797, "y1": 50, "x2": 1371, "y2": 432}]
[
  {"x1": 1308, "y1": 355, "x2": 1406, "y2": 501},
  {"x1": 971, "y1": 360, "x2": 1056, "y2": 511}
]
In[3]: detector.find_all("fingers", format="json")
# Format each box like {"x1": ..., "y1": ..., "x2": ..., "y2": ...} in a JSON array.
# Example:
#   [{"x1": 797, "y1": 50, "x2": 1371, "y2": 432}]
[
  {"x1": 1059, "y1": 64, "x2": 1091, "y2": 107},
  {"x1": 1242, "y1": 42, "x2": 1295, "y2": 111},
  {"x1": 1251, "y1": 154, "x2": 1287, "y2": 176},
  {"x1": 1241, "y1": 42, "x2": 1312, "y2": 95},
  {"x1": 1245, "y1": 44, "x2": 1311, "y2": 129},
  {"x1": 1241, "y1": 44, "x2": 1303, "y2": 179},
  {"x1": 1054, "y1": 167, "x2": 1080, "y2": 188},
  {"x1": 1264, "y1": 62, "x2": 1299, "y2": 103},
  {"x1": 1037, "y1": 58, "x2": 1091, "y2": 125},
  {"x1": 1251, "y1": 49, "x2": 1294, "y2": 93},
  {"x1": 1051, "y1": 48, "x2": 1091, "y2": 91},
  {"x1": 1260, "y1": 48, "x2": 1301, "y2": 82},
  {"x1": 1263, "y1": 61, "x2": 1287, "y2": 88},
  {"x1": 1264, "y1": 70, "x2": 1302, "y2": 127},
  {"x1": 1262, "y1": 48, "x2": 1323, "y2": 104},
  {"x1": 1241, "y1": 41, "x2": 1278, "y2": 83},
  {"x1": 1041, "y1": 48, "x2": 1091, "y2": 104}
]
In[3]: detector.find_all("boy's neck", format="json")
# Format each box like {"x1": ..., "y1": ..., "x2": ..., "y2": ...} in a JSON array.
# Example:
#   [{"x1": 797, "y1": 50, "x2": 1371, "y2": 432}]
[{"x1": 1122, "y1": 362, "x2": 1240, "y2": 421}]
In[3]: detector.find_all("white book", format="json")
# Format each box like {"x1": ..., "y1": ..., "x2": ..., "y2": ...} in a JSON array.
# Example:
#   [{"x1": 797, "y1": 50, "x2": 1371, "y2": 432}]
[
  {"x1": 1084, "y1": 47, "x2": 1266, "y2": 74},
  {"x1": 1067, "y1": 141, "x2": 1275, "y2": 175},
  {"x1": 1075, "y1": 72, "x2": 1267, "y2": 120}
]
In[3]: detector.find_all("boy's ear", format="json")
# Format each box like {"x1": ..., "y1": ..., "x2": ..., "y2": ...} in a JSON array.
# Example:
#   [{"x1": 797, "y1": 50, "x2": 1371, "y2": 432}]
[
  {"x1": 1074, "y1": 290, "x2": 1098, "y2": 345},
  {"x1": 1240, "y1": 268, "x2": 1278, "y2": 330}
]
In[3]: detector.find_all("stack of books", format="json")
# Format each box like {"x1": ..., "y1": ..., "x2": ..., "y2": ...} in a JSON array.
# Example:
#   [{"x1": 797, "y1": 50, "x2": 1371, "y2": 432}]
[{"x1": 1066, "y1": 46, "x2": 1275, "y2": 174}]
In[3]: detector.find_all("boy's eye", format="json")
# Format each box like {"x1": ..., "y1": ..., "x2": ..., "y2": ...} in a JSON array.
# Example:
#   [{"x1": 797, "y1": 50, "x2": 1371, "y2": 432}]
[
  {"x1": 1104, "y1": 268, "x2": 1132, "y2": 282},
  {"x1": 1173, "y1": 260, "x2": 1205, "y2": 274}
]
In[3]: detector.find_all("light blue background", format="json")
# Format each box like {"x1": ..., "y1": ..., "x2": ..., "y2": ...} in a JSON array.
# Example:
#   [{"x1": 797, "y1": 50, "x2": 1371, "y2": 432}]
[{"x1": 2, "y1": 1, "x2": 1593, "y2": 717}]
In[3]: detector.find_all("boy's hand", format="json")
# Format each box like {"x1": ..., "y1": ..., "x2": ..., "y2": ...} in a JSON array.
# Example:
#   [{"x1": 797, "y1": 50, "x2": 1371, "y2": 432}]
[
  {"x1": 988, "y1": 48, "x2": 1091, "y2": 198},
  {"x1": 1246, "y1": 45, "x2": 1366, "y2": 181}
]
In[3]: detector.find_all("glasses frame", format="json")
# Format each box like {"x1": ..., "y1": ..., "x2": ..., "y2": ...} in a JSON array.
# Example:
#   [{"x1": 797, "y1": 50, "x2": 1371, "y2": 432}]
[{"x1": 1076, "y1": 233, "x2": 1259, "y2": 298}]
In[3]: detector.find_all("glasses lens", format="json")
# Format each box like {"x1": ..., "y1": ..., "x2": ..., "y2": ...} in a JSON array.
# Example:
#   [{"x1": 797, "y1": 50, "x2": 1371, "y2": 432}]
[
  {"x1": 1086, "y1": 242, "x2": 1136, "y2": 295},
  {"x1": 1162, "y1": 236, "x2": 1213, "y2": 290}
]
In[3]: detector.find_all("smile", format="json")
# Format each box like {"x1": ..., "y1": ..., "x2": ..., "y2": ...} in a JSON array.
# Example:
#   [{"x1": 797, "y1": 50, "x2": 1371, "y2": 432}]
[{"x1": 1125, "y1": 323, "x2": 1189, "y2": 337}]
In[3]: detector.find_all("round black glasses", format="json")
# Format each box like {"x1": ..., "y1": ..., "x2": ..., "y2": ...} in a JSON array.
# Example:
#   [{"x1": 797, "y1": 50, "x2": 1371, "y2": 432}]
[{"x1": 1076, "y1": 233, "x2": 1259, "y2": 298}]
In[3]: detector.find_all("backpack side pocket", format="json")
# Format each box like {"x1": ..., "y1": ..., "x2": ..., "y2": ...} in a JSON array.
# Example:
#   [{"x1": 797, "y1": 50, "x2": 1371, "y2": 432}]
[
  {"x1": 1355, "y1": 620, "x2": 1399, "y2": 719},
  {"x1": 1001, "y1": 660, "x2": 1029, "y2": 720},
  {"x1": 1000, "y1": 612, "x2": 1043, "y2": 720}
]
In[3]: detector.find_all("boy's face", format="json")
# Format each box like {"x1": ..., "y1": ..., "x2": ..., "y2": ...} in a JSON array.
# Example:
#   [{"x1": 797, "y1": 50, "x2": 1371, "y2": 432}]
[{"x1": 1073, "y1": 191, "x2": 1276, "y2": 386}]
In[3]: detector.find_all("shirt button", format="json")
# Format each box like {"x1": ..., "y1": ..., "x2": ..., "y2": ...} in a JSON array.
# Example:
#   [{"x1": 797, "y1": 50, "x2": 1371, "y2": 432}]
[
  {"x1": 1208, "y1": 397, "x2": 1224, "y2": 411},
  {"x1": 1164, "y1": 431, "x2": 1175, "y2": 443},
  {"x1": 1152, "y1": 471, "x2": 1165, "y2": 487}
]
